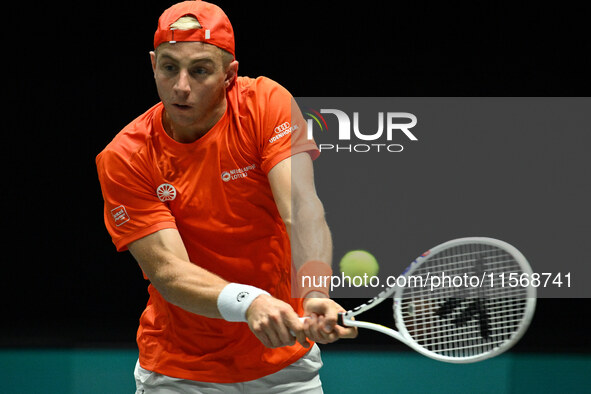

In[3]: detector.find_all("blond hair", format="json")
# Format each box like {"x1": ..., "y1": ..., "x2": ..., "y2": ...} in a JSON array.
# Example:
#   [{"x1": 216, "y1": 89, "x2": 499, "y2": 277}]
[
  {"x1": 170, "y1": 15, "x2": 202, "y2": 30},
  {"x1": 157, "y1": 16, "x2": 234, "y2": 67}
]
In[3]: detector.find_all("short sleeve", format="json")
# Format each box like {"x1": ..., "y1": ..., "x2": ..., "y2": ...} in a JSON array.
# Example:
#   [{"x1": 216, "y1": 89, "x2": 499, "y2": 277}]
[
  {"x1": 255, "y1": 78, "x2": 319, "y2": 174},
  {"x1": 96, "y1": 149, "x2": 177, "y2": 252}
]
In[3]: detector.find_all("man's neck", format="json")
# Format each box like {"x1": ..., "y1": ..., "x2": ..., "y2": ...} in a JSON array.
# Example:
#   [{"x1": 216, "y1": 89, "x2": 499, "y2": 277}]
[{"x1": 162, "y1": 101, "x2": 227, "y2": 143}]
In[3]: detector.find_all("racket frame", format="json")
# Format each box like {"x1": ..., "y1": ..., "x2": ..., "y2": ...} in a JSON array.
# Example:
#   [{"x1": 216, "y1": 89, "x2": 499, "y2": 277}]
[{"x1": 338, "y1": 237, "x2": 537, "y2": 363}]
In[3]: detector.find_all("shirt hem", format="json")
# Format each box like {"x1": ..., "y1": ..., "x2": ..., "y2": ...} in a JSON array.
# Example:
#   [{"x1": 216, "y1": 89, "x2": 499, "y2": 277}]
[
  {"x1": 138, "y1": 344, "x2": 312, "y2": 384},
  {"x1": 114, "y1": 221, "x2": 178, "y2": 252},
  {"x1": 262, "y1": 144, "x2": 320, "y2": 175}
]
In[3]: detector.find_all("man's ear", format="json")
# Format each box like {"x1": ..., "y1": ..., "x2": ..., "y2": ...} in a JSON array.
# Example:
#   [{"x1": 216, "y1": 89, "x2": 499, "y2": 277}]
[
  {"x1": 150, "y1": 51, "x2": 157, "y2": 77},
  {"x1": 225, "y1": 60, "x2": 239, "y2": 88}
]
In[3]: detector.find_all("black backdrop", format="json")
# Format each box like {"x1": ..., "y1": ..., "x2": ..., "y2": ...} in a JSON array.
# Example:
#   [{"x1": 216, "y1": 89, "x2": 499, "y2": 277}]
[{"x1": 4, "y1": 1, "x2": 590, "y2": 353}]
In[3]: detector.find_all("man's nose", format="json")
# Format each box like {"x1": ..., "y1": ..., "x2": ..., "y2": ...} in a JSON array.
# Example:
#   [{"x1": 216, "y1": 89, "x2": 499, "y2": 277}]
[{"x1": 173, "y1": 69, "x2": 191, "y2": 96}]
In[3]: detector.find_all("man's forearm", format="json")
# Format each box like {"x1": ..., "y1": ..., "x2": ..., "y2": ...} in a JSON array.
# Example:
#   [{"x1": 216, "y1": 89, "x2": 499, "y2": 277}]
[
  {"x1": 290, "y1": 195, "x2": 334, "y2": 299},
  {"x1": 128, "y1": 229, "x2": 229, "y2": 318},
  {"x1": 153, "y1": 261, "x2": 227, "y2": 318},
  {"x1": 266, "y1": 153, "x2": 334, "y2": 296},
  {"x1": 290, "y1": 196, "x2": 333, "y2": 270}
]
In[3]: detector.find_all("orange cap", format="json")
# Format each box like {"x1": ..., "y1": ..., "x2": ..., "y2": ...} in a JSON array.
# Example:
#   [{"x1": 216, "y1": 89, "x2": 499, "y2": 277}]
[{"x1": 153, "y1": 1, "x2": 235, "y2": 57}]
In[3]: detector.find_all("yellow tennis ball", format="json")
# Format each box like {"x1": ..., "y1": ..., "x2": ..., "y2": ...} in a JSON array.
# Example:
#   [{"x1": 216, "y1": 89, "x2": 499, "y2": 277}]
[{"x1": 339, "y1": 250, "x2": 379, "y2": 279}]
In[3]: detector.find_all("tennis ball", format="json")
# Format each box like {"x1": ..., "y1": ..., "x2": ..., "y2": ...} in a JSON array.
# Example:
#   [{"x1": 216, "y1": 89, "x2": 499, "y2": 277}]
[{"x1": 339, "y1": 250, "x2": 379, "y2": 282}]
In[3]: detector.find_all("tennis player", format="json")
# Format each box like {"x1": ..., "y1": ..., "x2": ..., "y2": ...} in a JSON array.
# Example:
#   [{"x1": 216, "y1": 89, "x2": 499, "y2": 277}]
[{"x1": 96, "y1": 1, "x2": 356, "y2": 392}]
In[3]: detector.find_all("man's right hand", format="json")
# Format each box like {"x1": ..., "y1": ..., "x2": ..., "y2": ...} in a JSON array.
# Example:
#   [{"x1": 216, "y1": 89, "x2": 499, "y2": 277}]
[{"x1": 246, "y1": 294, "x2": 310, "y2": 349}]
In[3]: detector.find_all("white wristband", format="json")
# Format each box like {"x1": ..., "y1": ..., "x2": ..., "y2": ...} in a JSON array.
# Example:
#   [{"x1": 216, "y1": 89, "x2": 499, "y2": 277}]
[{"x1": 217, "y1": 283, "x2": 270, "y2": 322}]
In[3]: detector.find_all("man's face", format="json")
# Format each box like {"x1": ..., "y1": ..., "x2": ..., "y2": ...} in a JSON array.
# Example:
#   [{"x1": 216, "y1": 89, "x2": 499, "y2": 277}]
[{"x1": 150, "y1": 42, "x2": 232, "y2": 132}]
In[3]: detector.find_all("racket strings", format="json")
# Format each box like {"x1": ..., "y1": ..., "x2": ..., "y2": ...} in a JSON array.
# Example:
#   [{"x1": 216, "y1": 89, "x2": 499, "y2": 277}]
[
  {"x1": 405, "y1": 310, "x2": 526, "y2": 342},
  {"x1": 398, "y1": 243, "x2": 531, "y2": 359},
  {"x1": 402, "y1": 306, "x2": 527, "y2": 330}
]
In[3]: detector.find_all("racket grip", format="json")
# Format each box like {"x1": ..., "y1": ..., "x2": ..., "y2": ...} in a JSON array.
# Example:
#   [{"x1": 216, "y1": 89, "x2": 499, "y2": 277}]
[
  {"x1": 289, "y1": 317, "x2": 309, "y2": 336},
  {"x1": 337, "y1": 312, "x2": 345, "y2": 326},
  {"x1": 290, "y1": 314, "x2": 349, "y2": 336}
]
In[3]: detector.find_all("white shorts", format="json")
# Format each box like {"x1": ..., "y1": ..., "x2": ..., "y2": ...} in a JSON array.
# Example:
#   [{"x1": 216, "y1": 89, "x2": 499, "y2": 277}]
[{"x1": 134, "y1": 344, "x2": 323, "y2": 393}]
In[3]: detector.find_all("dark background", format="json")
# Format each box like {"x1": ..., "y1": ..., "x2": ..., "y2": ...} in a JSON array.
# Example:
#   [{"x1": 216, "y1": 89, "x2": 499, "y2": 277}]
[{"x1": 4, "y1": 1, "x2": 589, "y2": 354}]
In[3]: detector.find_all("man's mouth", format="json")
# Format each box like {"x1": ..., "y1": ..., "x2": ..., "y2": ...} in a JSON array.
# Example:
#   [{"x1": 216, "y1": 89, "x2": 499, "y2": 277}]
[{"x1": 173, "y1": 103, "x2": 192, "y2": 110}]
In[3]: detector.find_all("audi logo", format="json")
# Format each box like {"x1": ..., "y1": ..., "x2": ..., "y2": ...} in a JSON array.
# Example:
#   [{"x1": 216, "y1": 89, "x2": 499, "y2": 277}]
[{"x1": 274, "y1": 122, "x2": 291, "y2": 133}]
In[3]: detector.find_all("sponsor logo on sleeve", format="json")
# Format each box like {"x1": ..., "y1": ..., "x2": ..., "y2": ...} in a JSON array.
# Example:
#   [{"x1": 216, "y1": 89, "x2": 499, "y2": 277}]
[
  {"x1": 269, "y1": 121, "x2": 298, "y2": 143},
  {"x1": 110, "y1": 205, "x2": 130, "y2": 226}
]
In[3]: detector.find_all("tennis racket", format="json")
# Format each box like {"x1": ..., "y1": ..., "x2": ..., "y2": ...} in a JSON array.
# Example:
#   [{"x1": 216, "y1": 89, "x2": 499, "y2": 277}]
[{"x1": 335, "y1": 237, "x2": 536, "y2": 363}]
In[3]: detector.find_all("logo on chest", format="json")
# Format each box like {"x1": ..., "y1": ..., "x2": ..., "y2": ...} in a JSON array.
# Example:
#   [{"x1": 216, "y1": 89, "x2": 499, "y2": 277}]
[
  {"x1": 157, "y1": 183, "x2": 177, "y2": 201},
  {"x1": 221, "y1": 163, "x2": 256, "y2": 182}
]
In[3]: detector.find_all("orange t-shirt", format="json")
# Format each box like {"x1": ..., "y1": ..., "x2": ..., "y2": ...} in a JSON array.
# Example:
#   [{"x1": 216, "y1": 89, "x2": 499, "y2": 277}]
[{"x1": 96, "y1": 76, "x2": 319, "y2": 383}]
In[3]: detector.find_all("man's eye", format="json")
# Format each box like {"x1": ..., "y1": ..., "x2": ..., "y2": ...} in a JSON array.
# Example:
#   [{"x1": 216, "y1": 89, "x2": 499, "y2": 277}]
[
  {"x1": 192, "y1": 68, "x2": 209, "y2": 75},
  {"x1": 162, "y1": 64, "x2": 177, "y2": 72}
]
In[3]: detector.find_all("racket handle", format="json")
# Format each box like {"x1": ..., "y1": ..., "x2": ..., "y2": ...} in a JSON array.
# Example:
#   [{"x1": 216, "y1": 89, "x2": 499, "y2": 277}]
[
  {"x1": 337, "y1": 312, "x2": 346, "y2": 326},
  {"x1": 290, "y1": 314, "x2": 350, "y2": 336},
  {"x1": 290, "y1": 315, "x2": 349, "y2": 335},
  {"x1": 289, "y1": 317, "x2": 309, "y2": 336}
]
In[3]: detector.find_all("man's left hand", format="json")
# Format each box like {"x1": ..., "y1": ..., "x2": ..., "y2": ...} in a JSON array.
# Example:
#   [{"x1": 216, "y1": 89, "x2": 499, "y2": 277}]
[{"x1": 302, "y1": 296, "x2": 358, "y2": 344}]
